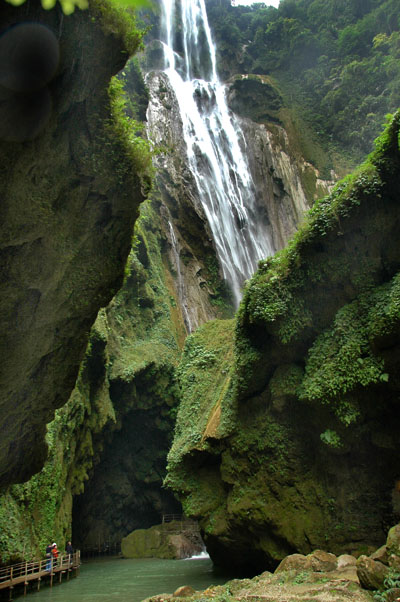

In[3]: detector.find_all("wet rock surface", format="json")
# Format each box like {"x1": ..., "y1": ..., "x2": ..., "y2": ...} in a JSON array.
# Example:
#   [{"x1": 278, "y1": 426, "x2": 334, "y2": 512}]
[
  {"x1": 121, "y1": 520, "x2": 204, "y2": 560},
  {"x1": 0, "y1": 0, "x2": 145, "y2": 487},
  {"x1": 165, "y1": 113, "x2": 400, "y2": 571},
  {"x1": 143, "y1": 528, "x2": 400, "y2": 602}
]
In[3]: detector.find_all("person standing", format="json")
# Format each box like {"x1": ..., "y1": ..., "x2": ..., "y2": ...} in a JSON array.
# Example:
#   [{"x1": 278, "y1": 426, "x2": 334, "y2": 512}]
[
  {"x1": 65, "y1": 541, "x2": 74, "y2": 563},
  {"x1": 52, "y1": 543, "x2": 58, "y2": 567},
  {"x1": 45, "y1": 542, "x2": 52, "y2": 571}
]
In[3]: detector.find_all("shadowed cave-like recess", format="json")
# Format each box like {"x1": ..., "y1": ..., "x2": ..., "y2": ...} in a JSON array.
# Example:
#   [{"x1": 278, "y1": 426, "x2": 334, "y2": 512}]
[{"x1": 72, "y1": 370, "x2": 181, "y2": 552}]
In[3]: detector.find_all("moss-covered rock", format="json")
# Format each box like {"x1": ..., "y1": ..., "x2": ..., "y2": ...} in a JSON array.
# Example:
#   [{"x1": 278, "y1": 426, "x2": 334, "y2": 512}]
[
  {"x1": 356, "y1": 555, "x2": 389, "y2": 590},
  {"x1": 165, "y1": 112, "x2": 400, "y2": 573},
  {"x1": 121, "y1": 521, "x2": 203, "y2": 559},
  {"x1": 143, "y1": 553, "x2": 372, "y2": 602},
  {"x1": 0, "y1": 0, "x2": 148, "y2": 488},
  {"x1": 227, "y1": 75, "x2": 283, "y2": 124}
]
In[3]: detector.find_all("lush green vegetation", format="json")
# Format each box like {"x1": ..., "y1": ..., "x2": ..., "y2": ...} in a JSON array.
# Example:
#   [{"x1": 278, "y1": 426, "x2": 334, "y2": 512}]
[
  {"x1": 0, "y1": 376, "x2": 109, "y2": 563},
  {"x1": 236, "y1": 110, "x2": 400, "y2": 413},
  {"x1": 107, "y1": 76, "x2": 154, "y2": 190},
  {"x1": 91, "y1": 0, "x2": 147, "y2": 55},
  {"x1": 0, "y1": 196, "x2": 185, "y2": 563},
  {"x1": 207, "y1": 0, "x2": 400, "y2": 165},
  {"x1": 167, "y1": 318, "x2": 236, "y2": 470},
  {"x1": 373, "y1": 569, "x2": 400, "y2": 602},
  {"x1": 164, "y1": 111, "x2": 400, "y2": 569}
]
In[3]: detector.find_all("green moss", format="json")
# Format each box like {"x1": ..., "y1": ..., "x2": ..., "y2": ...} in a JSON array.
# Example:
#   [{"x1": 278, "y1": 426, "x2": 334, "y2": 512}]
[
  {"x1": 107, "y1": 77, "x2": 154, "y2": 190},
  {"x1": 109, "y1": 199, "x2": 184, "y2": 378},
  {"x1": 0, "y1": 191, "x2": 184, "y2": 565},
  {"x1": 299, "y1": 300, "x2": 384, "y2": 414},
  {"x1": 90, "y1": 0, "x2": 144, "y2": 56},
  {"x1": 236, "y1": 112, "x2": 400, "y2": 367},
  {"x1": 320, "y1": 430, "x2": 343, "y2": 449},
  {"x1": 166, "y1": 319, "x2": 235, "y2": 472},
  {"x1": 0, "y1": 378, "x2": 109, "y2": 563},
  {"x1": 269, "y1": 364, "x2": 304, "y2": 402},
  {"x1": 164, "y1": 112, "x2": 400, "y2": 569}
]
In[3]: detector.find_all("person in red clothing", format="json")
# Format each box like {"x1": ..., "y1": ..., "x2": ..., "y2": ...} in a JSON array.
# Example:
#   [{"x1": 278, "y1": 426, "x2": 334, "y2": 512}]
[{"x1": 51, "y1": 543, "x2": 59, "y2": 567}]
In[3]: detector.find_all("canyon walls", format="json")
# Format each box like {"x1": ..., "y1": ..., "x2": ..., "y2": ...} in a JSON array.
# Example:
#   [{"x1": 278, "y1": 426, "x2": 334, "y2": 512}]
[
  {"x1": 0, "y1": 0, "x2": 348, "y2": 565},
  {"x1": 165, "y1": 112, "x2": 400, "y2": 573},
  {"x1": 0, "y1": 0, "x2": 148, "y2": 488}
]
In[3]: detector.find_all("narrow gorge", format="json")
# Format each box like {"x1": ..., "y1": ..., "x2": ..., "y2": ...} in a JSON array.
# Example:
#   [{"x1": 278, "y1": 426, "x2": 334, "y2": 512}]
[{"x1": 1, "y1": 2, "x2": 400, "y2": 601}]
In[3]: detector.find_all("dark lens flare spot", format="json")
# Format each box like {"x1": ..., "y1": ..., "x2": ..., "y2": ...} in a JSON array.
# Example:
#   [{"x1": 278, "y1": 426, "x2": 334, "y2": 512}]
[
  {"x1": 0, "y1": 23, "x2": 59, "y2": 91},
  {"x1": 0, "y1": 23, "x2": 59, "y2": 141}
]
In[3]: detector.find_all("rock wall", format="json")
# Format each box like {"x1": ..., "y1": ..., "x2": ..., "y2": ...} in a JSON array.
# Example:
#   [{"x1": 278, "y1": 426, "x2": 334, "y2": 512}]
[
  {"x1": 146, "y1": 70, "x2": 234, "y2": 329},
  {"x1": 165, "y1": 113, "x2": 400, "y2": 573},
  {"x1": 0, "y1": 0, "x2": 147, "y2": 488},
  {"x1": 71, "y1": 66, "x2": 331, "y2": 550},
  {"x1": 146, "y1": 71, "x2": 333, "y2": 291},
  {"x1": 121, "y1": 520, "x2": 204, "y2": 560},
  {"x1": 0, "y1": 5, "x2": 338, "y2": 562}
]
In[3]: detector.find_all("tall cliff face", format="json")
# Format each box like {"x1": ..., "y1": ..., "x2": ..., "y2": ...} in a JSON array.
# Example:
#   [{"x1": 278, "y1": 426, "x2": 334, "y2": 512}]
[
  {"x1": 146, "y1": 71, "x2": 230, "y2": 330},
  {"x1": 69, "y1": 64, "x2": 336, "y2": 550},
  {"x1": 0, "y1": 0, "x2": 338, "y2": 562},
  {"x1": 165, "y1": 113, "x2": 400, "y2": 574},
  {"x1": 0, "y1": 198, "x2": 184, "y2": 562},
  {"x1": 146, "y1": 69, "x2": 332, "y2": 294},
  {"x1": 0, "y1": 0, "x2": 147, "y2": 488}
]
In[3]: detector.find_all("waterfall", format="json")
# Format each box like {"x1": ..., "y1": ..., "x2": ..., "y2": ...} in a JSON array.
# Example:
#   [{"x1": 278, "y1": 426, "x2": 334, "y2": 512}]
[
  {"x1": 167, "y1": 218, "x2": 193, "y2": 333},
  {"x1": 156, "y1": 0, "x2": 275, "y2": 307}
]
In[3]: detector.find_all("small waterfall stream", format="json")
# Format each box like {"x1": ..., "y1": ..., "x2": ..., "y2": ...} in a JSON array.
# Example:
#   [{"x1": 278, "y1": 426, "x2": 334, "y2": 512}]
[
  {"x1": 168, "y1": 219, "x2": 193, "y2": 332},
  {"x1": 157, "y1": 0, "x2": 275, "y2": 306}
]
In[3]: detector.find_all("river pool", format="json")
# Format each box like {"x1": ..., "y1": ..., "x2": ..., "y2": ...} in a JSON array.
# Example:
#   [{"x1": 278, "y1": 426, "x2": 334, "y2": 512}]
[{"x1": 24, "y1": 555, "x2": 229, "y2": 602}]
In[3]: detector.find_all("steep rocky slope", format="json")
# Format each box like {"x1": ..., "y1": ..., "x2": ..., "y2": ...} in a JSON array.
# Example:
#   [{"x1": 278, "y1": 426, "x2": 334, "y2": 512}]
[
  {"x1": 0, "y1": 2, "x2": 337, "y2": 562},
  {"x1": 166, "y1": 112, "x2": 400, "y2": 573},
  {"x1": 0, "y1": 0, "x2": 148, "y2": 488},
  {"x1": 70, "y1": 67, "x2": 336, "y2": 551}
]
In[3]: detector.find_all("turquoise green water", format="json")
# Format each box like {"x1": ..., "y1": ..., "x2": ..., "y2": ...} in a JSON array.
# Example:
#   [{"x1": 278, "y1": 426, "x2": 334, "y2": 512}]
[{"x1": 25, "y1": 556, "x2": 228, "y2": 602}]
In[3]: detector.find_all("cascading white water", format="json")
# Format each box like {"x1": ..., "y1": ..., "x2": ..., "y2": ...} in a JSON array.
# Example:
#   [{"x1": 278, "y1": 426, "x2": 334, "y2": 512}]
[
  {"x1": 158, "y1": 0, "x2": 275, "y2": 307},
  {"x1": 168, "y1": 219, "x2": 193, "y2": 332}
]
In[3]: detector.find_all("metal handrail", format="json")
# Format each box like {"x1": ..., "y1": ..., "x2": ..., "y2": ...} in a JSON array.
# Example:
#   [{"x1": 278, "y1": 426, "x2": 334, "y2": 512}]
[
  {"x1": 161, "y1": 514, "x2": 198, "y2": 523},
  {"x1": 0, "y1": 551, "x2": 80, "y2": 586},
  {"x1": 162, "y1": 514, "x2": 184, "y2": 523}
]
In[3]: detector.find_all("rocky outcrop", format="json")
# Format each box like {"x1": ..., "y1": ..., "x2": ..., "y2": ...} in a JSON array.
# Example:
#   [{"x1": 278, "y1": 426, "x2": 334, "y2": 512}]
[
  {"x1": 0, "y1": 0, "x2": 147, "y2": 488},
  {"x1": 121, "y1": 520, "x2": 204, "y2": 560},
  {"x1": 146, "y1": 71, "x2": 333, "y2": 300},
  {"x1": 66, "y1": 64, "x2": 331, "y2": 553},
  {"x1": 237, "y1": 115, "x2": 324, "y2": 250},
  {"x1": 356, "y1": 522, "x2": 400, "y2": 593},
  {"x1": 0, "y1": 0, "x2": 344, "y2": 562},
  {"x1": 165, "y1": 112, "x2": 400, "y2": 572},
  {"x1": 144, "y1": 550, "x2": 369, "y2": 602},
  {"x1": 146, "y1": 71, "x2": 234, "y2": 329},
  {"x1": 144, "y1": 525, "x2": 400, "y2": 602},
  {"x1": 0, "y1": 199, "x2": 184, "y2": 562}
]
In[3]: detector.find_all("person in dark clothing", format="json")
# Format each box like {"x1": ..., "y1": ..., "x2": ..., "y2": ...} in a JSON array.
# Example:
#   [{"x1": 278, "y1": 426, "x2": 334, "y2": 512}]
[
  {"x1": 45, "y1": 543, "x2": 52, "y2": 571},
  {"x1": 65, "y1": 541, "x2": 74, "y2": 562}
]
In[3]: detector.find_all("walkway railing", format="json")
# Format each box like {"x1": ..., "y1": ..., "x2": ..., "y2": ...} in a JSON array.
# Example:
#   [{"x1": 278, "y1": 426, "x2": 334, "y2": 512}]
[
  {"x1": 161, "y1": 515, "x2": 199, "y2": 534},
  {"x1": 0, "y1": 551, "x2": 80, "y2": 597},
  {"x1": 162, "y1": 514, "x2": 184, "y2": 523}
]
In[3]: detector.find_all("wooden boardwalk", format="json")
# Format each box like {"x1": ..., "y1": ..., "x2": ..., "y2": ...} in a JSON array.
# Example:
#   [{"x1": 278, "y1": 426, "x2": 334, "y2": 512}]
[{"x1": 0, "y1": 551, "x2": 80, "y2": 600}]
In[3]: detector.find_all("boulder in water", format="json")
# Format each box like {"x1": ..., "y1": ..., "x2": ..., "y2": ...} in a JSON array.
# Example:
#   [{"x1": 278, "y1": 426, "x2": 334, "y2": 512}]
[{"x1": 121, "y1": 520, "x2": 204, "y2": 559}]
